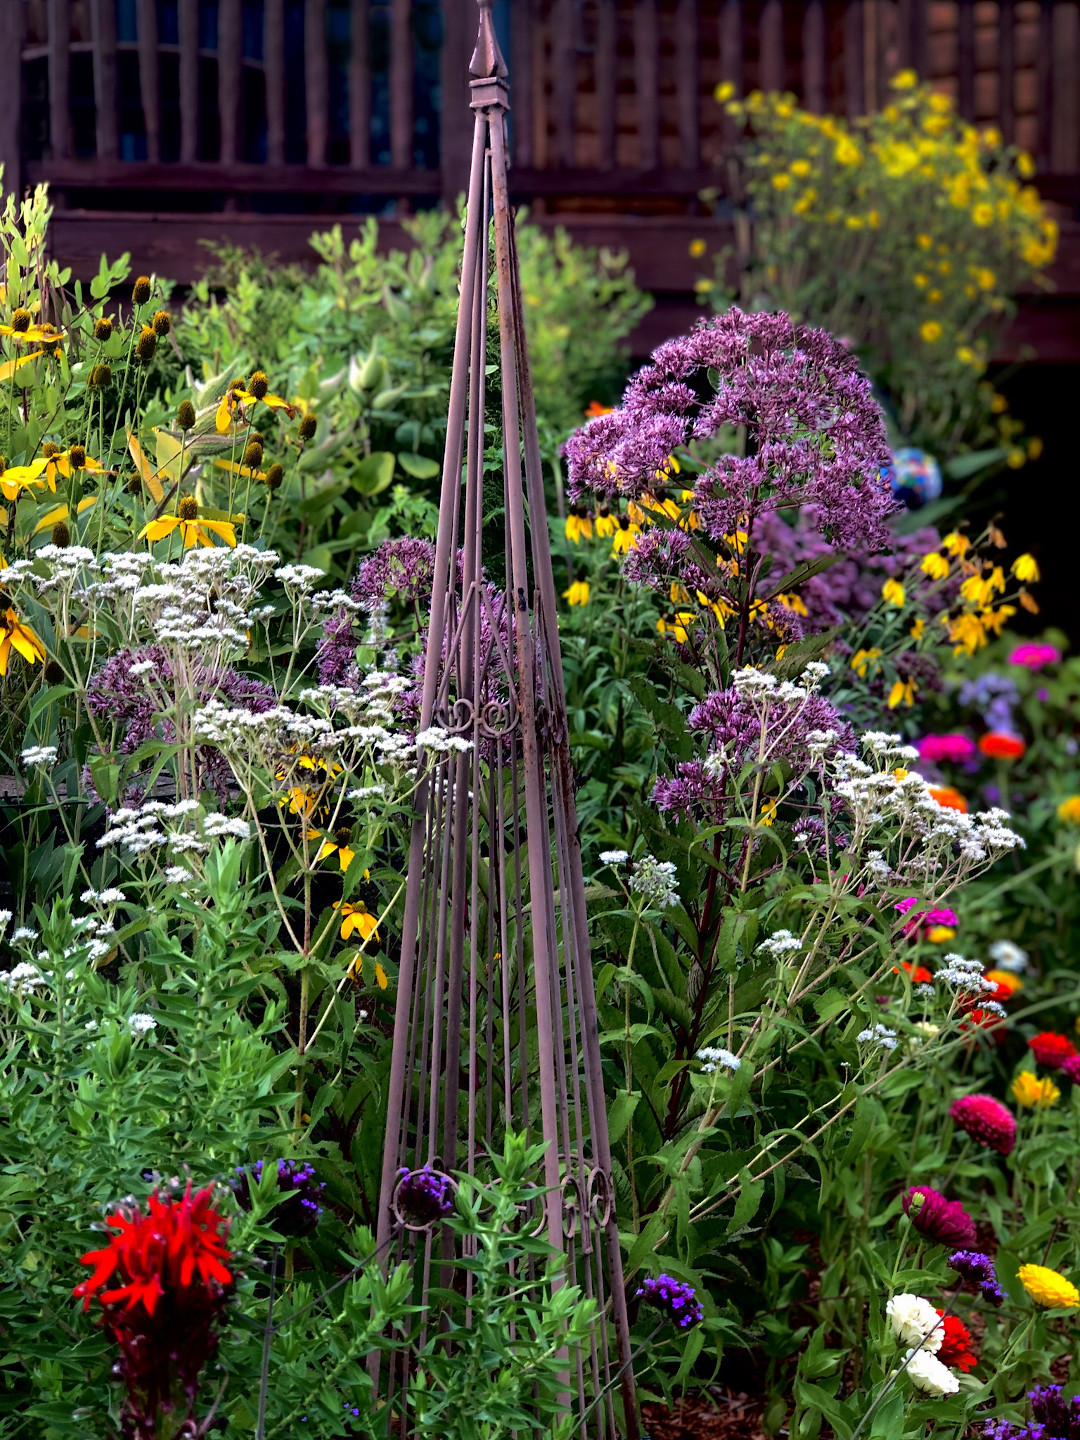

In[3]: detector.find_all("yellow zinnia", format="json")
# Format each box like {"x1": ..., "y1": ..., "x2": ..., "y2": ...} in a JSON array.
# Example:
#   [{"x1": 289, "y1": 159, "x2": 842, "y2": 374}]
[
  {"x1": 1019, "y1": 1263, "x2": 1080, "y2": 1309},
  {"x1": 1011, "y1": 1070, "x2": 1060, "y2": 1109},
  {"x1": 1057, "y1": 795, "x2": 1080, "y2": 824}
]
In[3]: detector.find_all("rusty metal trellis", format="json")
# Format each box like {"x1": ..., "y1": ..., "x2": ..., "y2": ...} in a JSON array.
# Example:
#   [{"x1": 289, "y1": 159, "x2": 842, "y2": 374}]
[{"x1": 374, "y1": 3, "x2": 637, "y2": 1434}]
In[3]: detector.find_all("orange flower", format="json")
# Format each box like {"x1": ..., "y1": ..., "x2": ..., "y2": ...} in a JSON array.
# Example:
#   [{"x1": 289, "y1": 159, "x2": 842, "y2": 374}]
[
  {"x1": 979, "y1": 732, "x2": 1025, "y2": 760},
  {"x1": 929, "y1": 785, "x2": 968, "y2": 813}
]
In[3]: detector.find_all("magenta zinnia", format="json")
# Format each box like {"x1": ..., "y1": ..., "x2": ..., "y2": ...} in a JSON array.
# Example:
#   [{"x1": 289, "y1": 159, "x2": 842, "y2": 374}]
[
  {"x1": 949, "y1": 1093, "x2": 1016, "y2": 1155},
  {"x1": 902, "y1": 1186, "x2": 976, "y2": 1246}
]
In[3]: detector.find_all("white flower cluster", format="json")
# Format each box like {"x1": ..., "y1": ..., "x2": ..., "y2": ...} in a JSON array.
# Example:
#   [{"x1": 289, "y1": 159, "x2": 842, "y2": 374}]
[
  {"x1": 599, "y1": 849, "x2": 629, "y2": 866},
  {"x1": 0, "y1": 962, "x2": 49, "y2": 994},
  {"x1": 128, "y1": 1012, "x2": 158, "y2": 1036},
  {"x1": 856, "y1": 1023, "x2": 898, "y2": 1051},
  {"x1": 628, "y1": 855, "x2": 679, "y2": 909},
  {"x1": 97, "y1": 800, "x2": 250, "y2": 859},
  {"x1": 1, "y1": 907, "x2": 119, "y2": 997},
  {"x1": 415, "y1": 727, "x2": 473, "y2": 755},
  {"x1": 904, "y1": 1347, "x2": 960, "y2": 1397},
  {"x1": 731, "y1": 662, "x2": 830, "y2": 705},
  {"x1": 988, "y1": 938, "x2": 1028, "y2": 973},
  {"x1": 757, "y1": 929, "x2": 802, "y2": 958},
  {"x1": 934, "y1": 953, "x2": 997, "y2": 997},
  {"x1": 20, "y1": 745, "x2": 58, "y2": 768},
  {"x1": 697, "y1": 1046, "x2": 741, "y2": 1074}
]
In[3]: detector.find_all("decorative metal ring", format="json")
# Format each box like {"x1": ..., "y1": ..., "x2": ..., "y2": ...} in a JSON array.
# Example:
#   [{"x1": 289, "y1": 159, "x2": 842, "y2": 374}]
[{"x1": 389, "y1": 1160, "x2": 458, "y2": 1233}]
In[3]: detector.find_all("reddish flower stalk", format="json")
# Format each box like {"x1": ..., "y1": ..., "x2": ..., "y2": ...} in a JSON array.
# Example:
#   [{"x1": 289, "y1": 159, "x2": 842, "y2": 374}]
[{"x1": 74, "y1": 1182, "x2": 233, "y2": 1439}]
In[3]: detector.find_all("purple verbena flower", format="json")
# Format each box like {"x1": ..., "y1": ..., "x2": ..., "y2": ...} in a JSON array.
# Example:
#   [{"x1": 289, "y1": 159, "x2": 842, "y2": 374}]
[
  {"x1": 395, "y1": 1165, "x2": 455, "y2": 1226},
  {"x1": 635, "y1": 1274, "x2": 705, "y2": 1329},
  {"x1": 232, "y1": 1158, "x2": 326, "y2": 1237}
]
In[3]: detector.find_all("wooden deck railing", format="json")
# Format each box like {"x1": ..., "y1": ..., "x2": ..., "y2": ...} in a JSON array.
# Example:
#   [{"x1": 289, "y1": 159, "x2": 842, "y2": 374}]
[{"x1": 4, "y1": 1, "x2": 1079, "y2": 215}]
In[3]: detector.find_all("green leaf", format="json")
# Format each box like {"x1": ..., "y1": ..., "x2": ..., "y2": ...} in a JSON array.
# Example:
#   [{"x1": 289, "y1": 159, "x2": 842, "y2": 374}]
[
  {"x1": 396, "y1": 451, "x2": 441, "y2": 479},
  {"x1": 606, "y1": 1089, "x2": 640, "y2": 1142},
  {"x1": 353, "y1": 450, "x2": 396, "y2": 495},
  {"x1": 726, "y1": 1166, "x2": 765, "y2": 1237}
]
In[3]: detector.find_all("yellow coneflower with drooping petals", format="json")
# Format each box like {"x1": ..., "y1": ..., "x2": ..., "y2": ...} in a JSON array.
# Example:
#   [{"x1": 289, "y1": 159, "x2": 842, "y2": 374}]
[
  {"x1": 563, "y1": 578, "x2": 590, "y2": 607},
  {"x1": 882, "y1": 578, "x2": 906, "y2": 608},
  {"x1": 140, "y1": 495, "x2": 237, "y2": 550},
  {"x1": 0, "y1": 607, "x2": 47, "y2": 674}
]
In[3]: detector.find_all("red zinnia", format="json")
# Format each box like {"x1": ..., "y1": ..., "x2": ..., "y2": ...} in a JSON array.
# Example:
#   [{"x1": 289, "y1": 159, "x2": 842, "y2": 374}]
[
  {"x1": 978, "y1": 732, "x2": 1026, "y2": 761},
  {"x1": 1028, "y1": 1031, "x2": 1078, "y2": 1069},
  {"x1": 935, "y1": 1311, "x2": 978, "y2": 1371},
  {"x1": 949, "y1": 1093, "x2": 1016, "y2": 1155}
]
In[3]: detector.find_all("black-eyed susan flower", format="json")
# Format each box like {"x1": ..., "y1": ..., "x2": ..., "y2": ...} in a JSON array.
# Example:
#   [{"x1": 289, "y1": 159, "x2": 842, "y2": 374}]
[
  {"x1": 0, "y1": 311, "x2": 64, "y2": 345},
  {"x1": 611, "y1": 516, "x2": 641, "y2": 555},
  {"x1": 565, "y1": 505, "x2": 592, "y2": 543},
  {"x1": 594, "y1": 504, "x2": 616, "y2": 538},
  {"x1": 215, "y1": 378, "x2": 297, "y2": 434},
  {"x1": 920, "y1": 551, "x2": 950, "y2": 580},
  {"x1": 45, "y1": 446, "x2": 109, "y2": 490},
  {"x1": 563, "y1": 575, "x2": 590, "y2": 606},
  {"x1": 1011, "y1": 553, "x2": 1040, "y2": 583},
  {"x1": 317, "y1": 826, "x2": 356, "y2": 871},
  {"x1": 0, "y1": 607, "x2": 46, "y2": 674},
  {"x1": 139, "y1": 495, "x2": 237, "y2": 549},
  {"x1": 887, "y1": 678, "x2": 917, "y2": 709},
  {"x1": 334, "y1": 900, "x2": 379, "y2": 944},
  {"x1": 347, "y1": 950, "x2": 388, "y2": 988},
  {"x1": 850, "y1": 646, "x2": 882, "y2": 678},
  {"x1": 882, "y1": 578, "x2": 905, "y2": 607},
  {"x1": 909, "y1": 618, "x2": 925, "y2": 640},
  {"x1": 657, "y1": 612, "x2": 697, "y2": 643}
]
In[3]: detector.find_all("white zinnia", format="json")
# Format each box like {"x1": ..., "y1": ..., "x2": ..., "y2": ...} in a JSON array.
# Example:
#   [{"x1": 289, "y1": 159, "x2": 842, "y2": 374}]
[
  {"x1": 885, "y1": 1294, "x2": 942, "y2": 1352},
  {"x1": 904, "y1": 1347, "x2": 959, "y2": 1396}
]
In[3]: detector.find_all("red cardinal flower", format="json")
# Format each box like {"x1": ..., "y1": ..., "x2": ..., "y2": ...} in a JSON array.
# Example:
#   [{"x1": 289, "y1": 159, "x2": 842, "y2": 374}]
[
  {"x1": 1028, "y1": 1031, "x2": 1078, "y2": 1070},
  {"x1": 935, "y1": 1311, "x2": 978, "y2": 1371},
  {"x1": 74, "y1": 1183, "x2": 233, "y2": 1436}
]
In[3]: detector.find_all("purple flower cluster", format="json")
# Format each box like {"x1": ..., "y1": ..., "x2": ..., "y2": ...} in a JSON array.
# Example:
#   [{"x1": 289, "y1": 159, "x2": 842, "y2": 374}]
[
  {"x1": 316, "y1": 537, "x2": 439, "y2": 689},
  {"x1": 635, "y1": 1274, "x2": 705, "y2": 1330},
  {"x1": 564, "y1": 308, "x2": 894, "y2": 553},
  {"x1": 86, "y1": 646, "x2": 275, "y2": 800},
  {"x1": 984, "y1": 1384, "x2": 1080, "y2": 1439},
  {"x1": 653, "y1": 686, "x2": 852, "y2": 824},
  {"x1": 959, "y1": 672, "x2": 1021, "y2": 735},
  {"x1": 232, "y1": 1158, "x2": 326, "y2": 1237},
  {"x1": 394, "y1": 1165, "x2": 455, "y2": 1226},
  {"x1": 902, "y1": 1186, "x2": 976, "y2": 1247},
  {"x1": 949, "y1": 1249, "x2": 1006, "y2": 1306}
]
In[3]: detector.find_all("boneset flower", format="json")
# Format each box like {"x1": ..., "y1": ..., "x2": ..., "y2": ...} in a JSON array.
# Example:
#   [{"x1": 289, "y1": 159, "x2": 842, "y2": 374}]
[
  {"x1": 902, "y1": 1186, "x2": 976, "y2": 1247},
  {"x1": 74, "y1": 1183, "x2": 232, "y2": 1428},
  {"x1": 949, "y1": 1094, "x2": 1016, "y2": 1155},
  {"x1": 636, "y1": 1274, "x2": 705, "y2": 1329}
]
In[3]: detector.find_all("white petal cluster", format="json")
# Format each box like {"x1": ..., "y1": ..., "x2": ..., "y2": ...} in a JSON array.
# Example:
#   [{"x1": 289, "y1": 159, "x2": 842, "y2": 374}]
[
  {"x1": 758, "y1": 929, "x2": 802, "y2": 958},
  {"x1": 886, "y1": 1294, "x2": 942, "y2": 1351},
  {"x1": 20, "y1": 745, "x2": 58, "y2": 767},
  {"x1": 697, "y1": 1046, "x2": 741, "y2": 1074},
  {"x1": 856, "y1": 1023, "x2": 898, "y2": 1051},
  {"x1": 904, "y1": 1347, "x2": 960, "y2": 1396},
  {"x1": 628, "y1": 855, "x2": 679, "y2": 909},
  {"x1": 988, "y1": 938, "x2": 1028, "y2": 973}
]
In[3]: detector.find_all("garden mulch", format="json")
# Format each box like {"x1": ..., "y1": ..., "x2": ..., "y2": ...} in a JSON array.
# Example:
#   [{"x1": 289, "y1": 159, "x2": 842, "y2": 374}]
[{"x1": 642, "y1": 1391, "x2": 768, "y2": 1440}]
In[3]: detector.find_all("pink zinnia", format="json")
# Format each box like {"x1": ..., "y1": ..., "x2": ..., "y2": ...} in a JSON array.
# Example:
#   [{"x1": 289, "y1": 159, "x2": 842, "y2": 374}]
[
  {"x1": 949, "y1": 1094, "x2": 1016, "y2": 1155},
  {"x1": 1062, "y1": 1055, "x2": 1080, "y2": 1084},
  {"x1": 895, "y1": 897, "x2": 959, "y2": 937},
  {"x1": 902, "y1": 1186, "x2": 977, "y2": 1247},
  {"x1": 1009, "y1": 643, "x2": 1060, "y2": 670},
  {"x1": 917, "y1": 733, "x2": 976, "y2": 764}
]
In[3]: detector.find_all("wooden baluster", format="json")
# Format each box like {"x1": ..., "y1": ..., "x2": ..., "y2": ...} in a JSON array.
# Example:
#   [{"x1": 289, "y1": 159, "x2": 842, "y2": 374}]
[
  {"x1": 178, "y1": 0, "x2": 198, "y2": 163},
  {"x1": 760, "y1": 0, "x2": 784, "y2": 93},
  {"x1": 390, "y1": 0, "x2": 412, "y2": 173},
  {"x1": 1036, "y1": 0, "x2": 1053, "y2": 172},
  {"x1": 439, "y1": 0, "x2": 470, "y2": 195},
  {"x1": 594, "y1": 0, "x2": 616, "y2": 170},
  {"x1": 675, "y1": 0, "x2": 699, "y2": 169},
  {"x1": 0, "y1": 2, "x2": 21, "y2": 195},
  {"x1": 510, "y1": 0, "x2": 534, "y2": 167},
  {"x1": 553, "y1": 0, "x2": 576, "y2": 168},
  {"x1": 306, "y1": 0, "x2": 328, "y2": 166},
  {"x1": 349, "y1": 0, "x2": 370, "y2": 169},
  {"x1": 719, "y1": 0, "x2": 743, "y2": 95},
  {"x1": 634, "y1": 0, "x2": 659, "y2": 170},
  {"x1": 91, "y1": 0, "x2": 118, "y2": 161},
  {"x1": 48, "y1": 0, "x2": 71, "y2": 161},
  {"x1": 136, "y1": 0, "x2": 159, "y2": 161},
  {"x1": 844, "y1": 0, "x2": 865, "y2": 116},
  {"x1": 896, "y1": 0, "x2": 926, "y2": 73},
  {"x1": 265, "y1": 0, "x2": 285, "y2": 165},
  {"x1": 802, "y1": 0, "x2": 826, "y2": 112},
  {"x1": 218, "y1": 0, "x2": 242, "y2": 165},
  {"x1": 1051, "y1": 0, "x2": 1078, "y2": 172},
  {"x1": 998, "y1": 0, "x2": 1015, "y2": 143},
  {"x1": 957, "y1": 0, "x2": 975, "y2": 120}
]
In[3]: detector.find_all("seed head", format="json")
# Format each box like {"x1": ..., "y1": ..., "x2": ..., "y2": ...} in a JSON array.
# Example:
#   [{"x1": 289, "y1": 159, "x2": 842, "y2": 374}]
[
  {"x1": 335, "y1": 826, "x2": 353, "y2": 847},
  {"x1": 135, "y1": 326, "x2": 157, "y2": 362},
  {"x1": 93, "y1": 316, "x2": 113, "y2": 341},
  {"x1": 88, "y1": 363, "x2": 113, "y2": 388},
  {"x1": 125, "y1": 475, "x2": 142, "y2": 494},
  {"x1": 151, "y1": 309, "x2": 171, "y2": 336},
  {"x1": 51, "y1": 520, "x2": 71, "y2": 547},
  {"x1": 242, "y1": 439, "x2": 264, "y2": 470},
  {"x1": 10, "y1": 308, "x2": 31, "y2": 332},
  {"x1": 41, "y1": 441, "x2": 60, "y2": 459},
  {"x1": 178, "y1": 496, "x2": 199, "y2": 521},
  {"x1": 132, "y1": 276, "x2": 152, "y2": 305},
  {"x1": 176, "y1": 399, "x2": 196, "y2": 430},
  {"x1": 298, "y1": 413, "x2": 318, "y2": 441},
  {"x1": 67, "y1": 445, "x2": 86, "y2": 469},
  {"x1": 265, "y1": 463, "x2": 284, "y2": 491},
  {"x1": 44, "y1": 660, "x2": 64, "y2": 685},
  {"x1": 248, "y1": 371, "x2": 269, "y2": 400},
  {"x1": 0, "y1": 457, "x2": 6, "y2": 475}
]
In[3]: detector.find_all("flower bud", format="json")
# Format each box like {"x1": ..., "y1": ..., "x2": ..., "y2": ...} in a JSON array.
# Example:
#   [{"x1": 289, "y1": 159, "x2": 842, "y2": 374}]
[
  {"x1": 89, "y1": 363, "x2": 113, "y2": 388},
  {"x1": 298, "y1": 413, "x2": 318, "y2": 441},
  {"x1": 151, "y1": 309, "x2": 171, "y2": 336},
  {"x1": 132, "y1": 276, "x2": 152, "y2": 305},
  {"x1": 93, "y1": 316, "x2": 113, "y2": 341},
  {"x1": 265, "y1": 463, "x2": 284, "y2": 491},
  {"x1": 178, "y1": 495, "x2": 199, "y2": 521},
  {"x1": 51, "y1": 520, "x2": 71, "y2": 547},
  {"x1": 176, "y1": 399, "x2": 196, "y2": 430},
  {"x1": 135, "y1": 326, "x2": 157, "y2": 362},
  {"x1": 242, "y1": 440, "x2": 264, "y2": 470}
]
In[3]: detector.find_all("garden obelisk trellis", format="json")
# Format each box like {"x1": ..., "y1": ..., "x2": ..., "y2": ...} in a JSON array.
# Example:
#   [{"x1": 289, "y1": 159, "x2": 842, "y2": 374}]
[{"x1": 374, "y1": 3, "x2": 637, "y2": 1433}]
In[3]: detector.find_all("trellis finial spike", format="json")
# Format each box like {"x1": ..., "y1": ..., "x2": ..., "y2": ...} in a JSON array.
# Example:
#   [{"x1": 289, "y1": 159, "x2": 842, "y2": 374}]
[{"x1": 471, "y1": 0, "x2": 508, "y2": 79}]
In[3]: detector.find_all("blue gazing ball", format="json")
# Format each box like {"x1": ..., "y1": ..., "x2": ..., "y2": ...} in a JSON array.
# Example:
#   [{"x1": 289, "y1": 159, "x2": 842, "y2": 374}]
[{"x1": 886, "y1": 447, "x2": 943, "y2": 510}]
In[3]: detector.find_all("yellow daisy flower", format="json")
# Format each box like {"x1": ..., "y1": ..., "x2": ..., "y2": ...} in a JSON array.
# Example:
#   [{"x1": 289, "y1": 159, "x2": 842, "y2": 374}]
[{"x1": 140, "y1": 495, "x2": 237, "y2": 549}]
